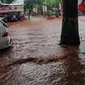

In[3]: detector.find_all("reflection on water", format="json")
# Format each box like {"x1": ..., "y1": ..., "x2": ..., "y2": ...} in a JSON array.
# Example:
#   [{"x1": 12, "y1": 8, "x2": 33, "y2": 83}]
[{"x1": 58, "y1": 47, "x2": 85, "y2": 85}]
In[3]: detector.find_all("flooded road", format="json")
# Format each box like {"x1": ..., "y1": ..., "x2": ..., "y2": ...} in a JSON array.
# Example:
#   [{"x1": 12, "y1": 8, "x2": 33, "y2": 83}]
[{"x1": 0, "y1": 16, "x2": 85, "y2": 85}]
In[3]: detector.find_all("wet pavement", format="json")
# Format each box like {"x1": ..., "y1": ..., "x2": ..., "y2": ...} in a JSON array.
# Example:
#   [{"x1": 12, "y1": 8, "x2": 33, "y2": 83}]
[{"x1": 0, "y1": 16, "x2": 85, "y2": 85}]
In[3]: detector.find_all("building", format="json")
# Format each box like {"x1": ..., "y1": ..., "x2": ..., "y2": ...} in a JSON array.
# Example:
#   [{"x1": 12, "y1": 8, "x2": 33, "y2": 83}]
[
  {"x1": 0, "y1": 2, "x2": 25, "y2": 22},
  {"x1": 0, "y1": 2, "x2": 24, "y2": 17}
]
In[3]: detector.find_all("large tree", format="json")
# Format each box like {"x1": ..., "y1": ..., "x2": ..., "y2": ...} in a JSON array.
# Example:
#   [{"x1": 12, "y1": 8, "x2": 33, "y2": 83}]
[{"x1": 60, "y1": 0, "x2": 80, "y2": 45}]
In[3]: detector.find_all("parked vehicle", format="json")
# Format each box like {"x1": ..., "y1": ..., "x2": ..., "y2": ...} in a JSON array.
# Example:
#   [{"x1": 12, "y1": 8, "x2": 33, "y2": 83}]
[{"x1": 0, "y1": 19, "x2": 12, "y2": 49}]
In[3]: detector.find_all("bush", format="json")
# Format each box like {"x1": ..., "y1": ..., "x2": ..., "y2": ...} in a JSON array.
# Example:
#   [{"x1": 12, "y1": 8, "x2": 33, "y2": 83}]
[{"x1": 47, "y1": 10, "x2": 53, "y2": 17}]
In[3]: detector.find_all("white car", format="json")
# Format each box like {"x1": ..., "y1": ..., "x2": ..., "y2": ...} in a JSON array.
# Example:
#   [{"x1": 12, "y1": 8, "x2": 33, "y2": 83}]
[{"x1": 0, "y1": 20, "x2": 12, "y2": 49}]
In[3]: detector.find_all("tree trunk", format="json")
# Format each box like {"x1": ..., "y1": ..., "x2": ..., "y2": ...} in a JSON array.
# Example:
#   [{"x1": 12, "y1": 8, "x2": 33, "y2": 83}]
[{"x1": 60, "y1": 0, "x2": 80, "y2": 45}]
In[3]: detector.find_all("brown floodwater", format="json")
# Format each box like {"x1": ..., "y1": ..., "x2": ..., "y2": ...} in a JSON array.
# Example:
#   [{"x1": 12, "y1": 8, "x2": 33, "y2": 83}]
[{"x1": 0, "y1": 16, "x2": 85, "y2": 85}]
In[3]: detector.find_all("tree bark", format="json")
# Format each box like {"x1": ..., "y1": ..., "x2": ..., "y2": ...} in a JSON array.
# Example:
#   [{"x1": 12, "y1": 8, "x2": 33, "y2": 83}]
[{"x1": 60, "y1": 0, "x2": 80, "y2": 45}]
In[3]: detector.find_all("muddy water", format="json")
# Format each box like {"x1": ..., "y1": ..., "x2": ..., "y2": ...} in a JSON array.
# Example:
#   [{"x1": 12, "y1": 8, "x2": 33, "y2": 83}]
[{"x1": 0, "y1": 18, "x2": 85, "y2": 85}]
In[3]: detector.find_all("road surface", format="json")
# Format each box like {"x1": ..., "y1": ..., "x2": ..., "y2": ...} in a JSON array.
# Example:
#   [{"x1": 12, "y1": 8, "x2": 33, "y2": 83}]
[{"x1": 0, "y1": 16, "x2": 85, "y2": 85}]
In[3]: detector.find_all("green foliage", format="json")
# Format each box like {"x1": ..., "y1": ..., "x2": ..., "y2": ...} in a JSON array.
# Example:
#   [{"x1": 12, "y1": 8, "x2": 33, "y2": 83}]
[
  {"x1": 0, "y1": 0, "x2": 14, "y2": 3},
  {"x1": 24, "y1": 0, "x2": 62, "y2": 14},
  {"x1": 24, "y1": 0, "x2": 62, "y2": 9},
  {"x1": 47, "y1": 10, "x2": 53, "y2": 16},
  {"x1": 41, "y1": 0, "x2": 62, "y2": 7},
  {"x1": 24, "y1": 0, "x2": 35, "y2": 10},
  {"x1": 24, "y1": 0, "x2": 42, "y2": 12},
  {"x1": 6, "y1": 0, "x2": 14, "y2": 3}
]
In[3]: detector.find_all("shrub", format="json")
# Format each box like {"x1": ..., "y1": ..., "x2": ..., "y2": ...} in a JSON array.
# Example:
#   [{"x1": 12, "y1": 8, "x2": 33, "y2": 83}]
[{"x1": 47, "y1": 10, "x2": 53, "y2": 17}]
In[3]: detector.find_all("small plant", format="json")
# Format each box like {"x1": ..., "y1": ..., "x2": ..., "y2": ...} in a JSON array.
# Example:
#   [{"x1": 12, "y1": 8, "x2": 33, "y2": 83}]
[{"x1": 47, "y1": 10, "x2": 53, "y2": 17}]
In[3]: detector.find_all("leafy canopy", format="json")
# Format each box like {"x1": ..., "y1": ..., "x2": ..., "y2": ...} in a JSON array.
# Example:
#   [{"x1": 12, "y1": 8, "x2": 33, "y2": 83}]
[
  {"x1": 0, "y1": 0, "x2": 14, "y2": 3},
  {"x1": 24, "y1": 0, "x2": 62, "y2": 9}
]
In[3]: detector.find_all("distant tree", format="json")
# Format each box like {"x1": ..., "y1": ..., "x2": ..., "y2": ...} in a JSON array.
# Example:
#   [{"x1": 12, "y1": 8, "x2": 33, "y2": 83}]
[
  {"x1": 41, "y1": 0, "x2": 62, "y2": 8},
  {"x1": 0, "y1": 0, "x2": 14, "y2": 3},
  {"x1": 24, "y1": 0, "x2": 42, "y2": 14},
  {"x1": 6, "y1": 0, "x2": 14, "y2": 3},
  {"x1": 24, "y1": 0, "x2": 35, "y2": 11},
  {"x1": 24, "y1": 0, "x2": 62, "y2": 15}
]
